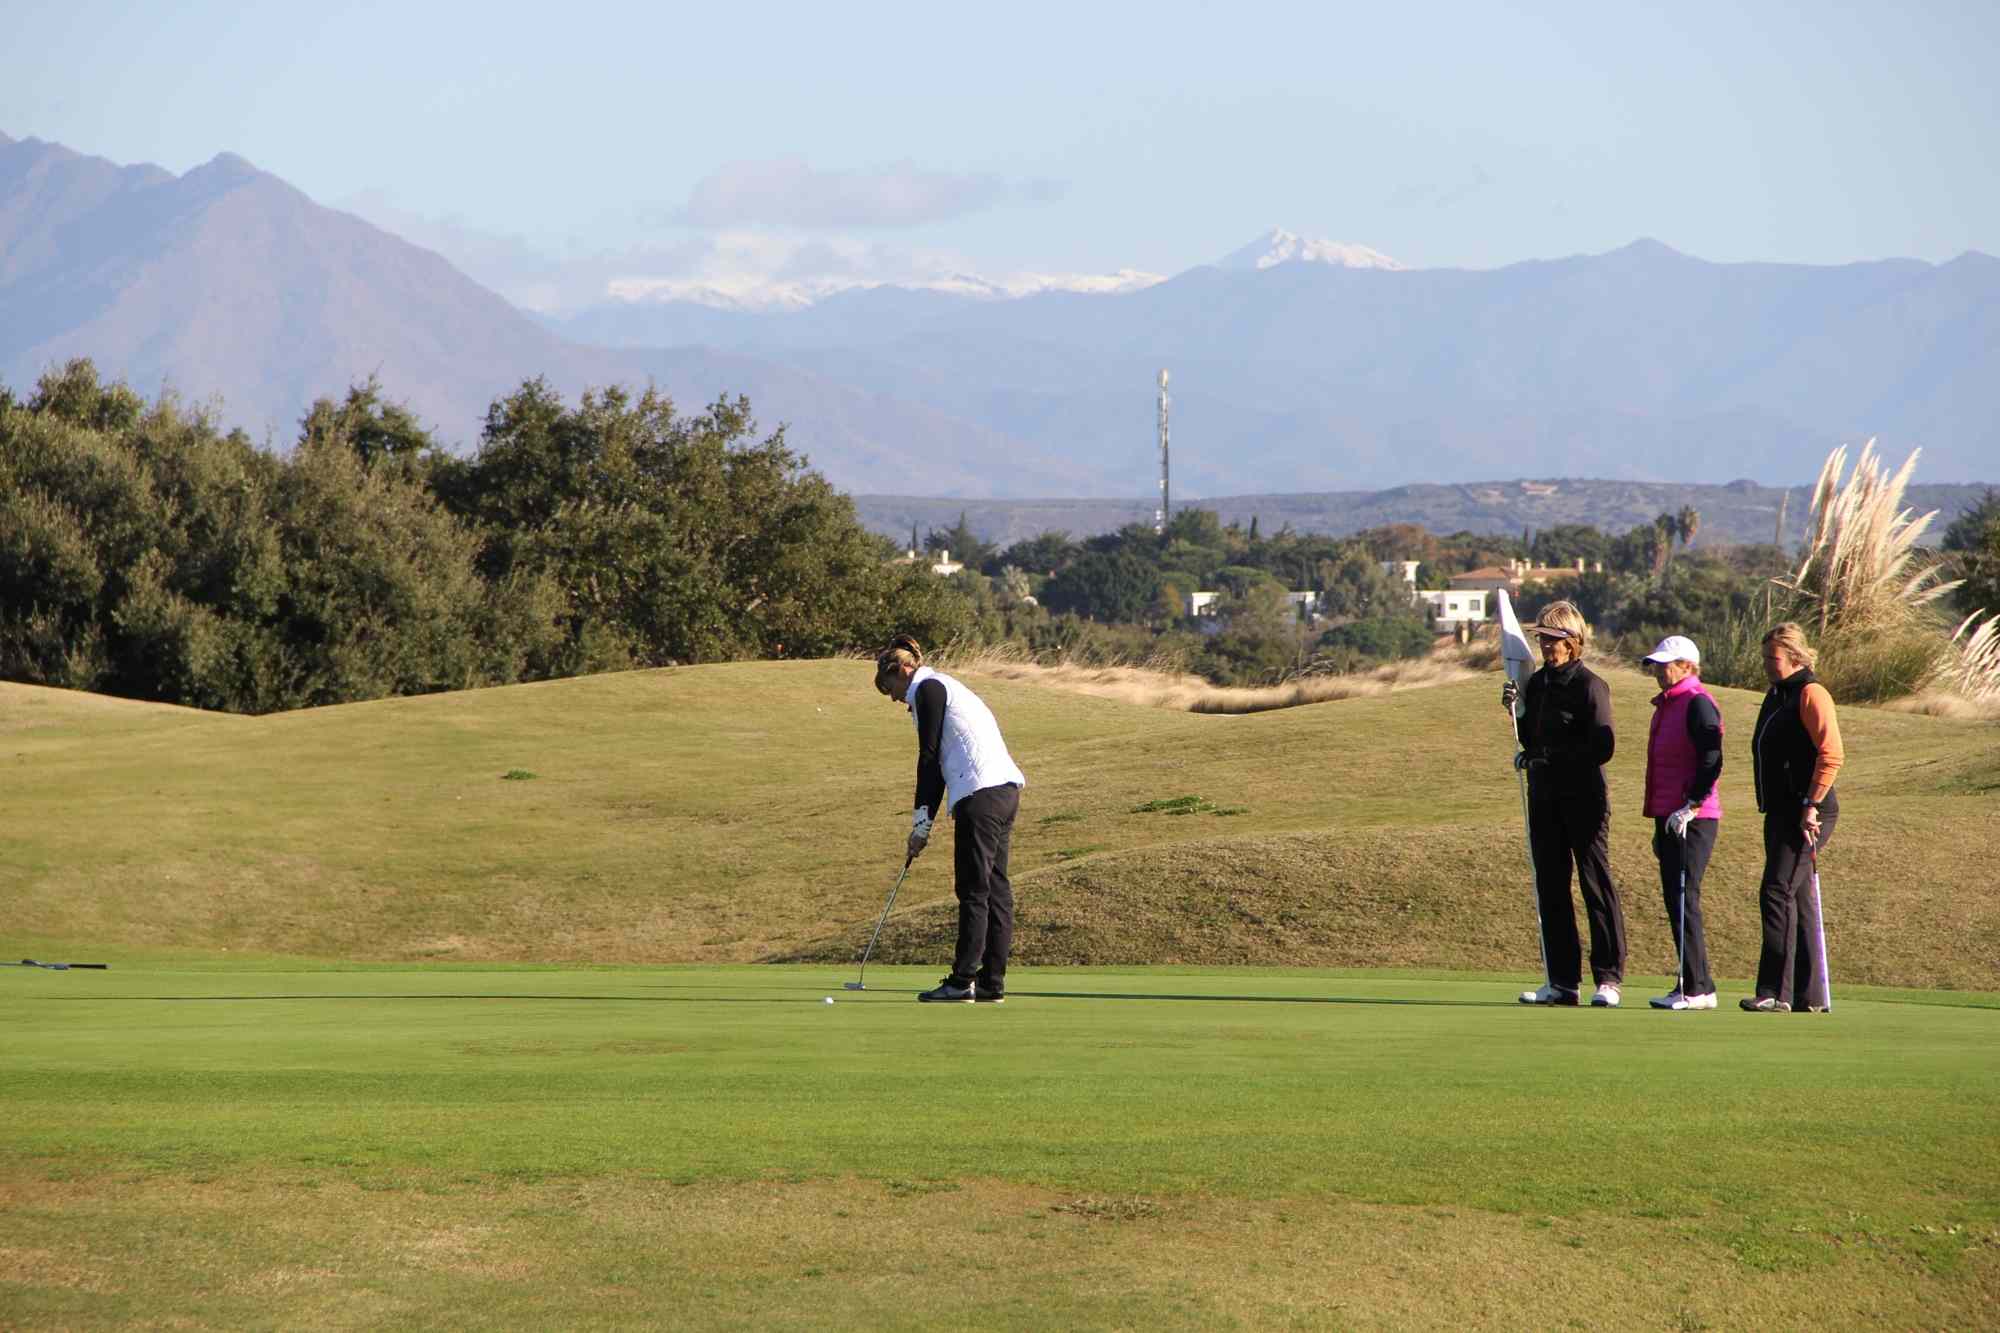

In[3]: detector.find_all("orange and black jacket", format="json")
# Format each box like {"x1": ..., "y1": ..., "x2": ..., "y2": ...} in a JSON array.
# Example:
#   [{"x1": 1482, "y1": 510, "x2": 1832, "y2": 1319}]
[{"x1": 1752, "y1": 668, "x2": 1845, "y2": 813}]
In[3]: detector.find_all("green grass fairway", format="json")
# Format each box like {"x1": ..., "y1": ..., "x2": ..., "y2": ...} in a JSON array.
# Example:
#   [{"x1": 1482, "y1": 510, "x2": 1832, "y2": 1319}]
[{"x1": 4, "y1": 963, "x2": 1996, "y2": 1328}]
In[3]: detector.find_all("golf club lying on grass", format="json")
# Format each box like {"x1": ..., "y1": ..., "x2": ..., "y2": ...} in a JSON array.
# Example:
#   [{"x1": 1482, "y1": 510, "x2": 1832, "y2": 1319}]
[
  {"x1": 7, "y1": 958, "x2": 109, "y2": 970},
  {"x1": 843, "y1": 855, "x2": 913, "y2": 991}
]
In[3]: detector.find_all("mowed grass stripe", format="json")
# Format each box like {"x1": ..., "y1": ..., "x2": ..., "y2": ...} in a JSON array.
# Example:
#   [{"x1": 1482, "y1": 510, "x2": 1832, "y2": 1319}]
[{"x1": 1, "y1": 964, "x2": 1996, "y2": 1327}]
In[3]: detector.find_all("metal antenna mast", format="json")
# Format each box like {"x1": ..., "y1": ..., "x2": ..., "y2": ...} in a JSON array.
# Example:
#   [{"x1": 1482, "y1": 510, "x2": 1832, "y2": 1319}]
[{"x1": 1154, "y1": 369, "x2": 1171, "y2": 535}]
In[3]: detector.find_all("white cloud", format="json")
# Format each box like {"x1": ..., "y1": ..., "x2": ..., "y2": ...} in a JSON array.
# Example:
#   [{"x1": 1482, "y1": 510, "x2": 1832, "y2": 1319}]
[
  {"x1": 679, "y1": 157, "x2": 1065, "y2": 229},
  {"x1": 342, "y1": 193, "x2": 1155, "y2": 315}
]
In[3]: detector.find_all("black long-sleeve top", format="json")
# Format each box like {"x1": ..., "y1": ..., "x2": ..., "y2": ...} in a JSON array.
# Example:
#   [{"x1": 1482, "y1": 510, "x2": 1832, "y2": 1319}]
[
  {"x1": 1519, "y1": 659, "x2": 1615, "y2": 804},
  {"x1": 911, "y1": 677, "x2": 948, "y2": 821},
  {"x1": 1682, "y1": 692, "x2": 1724, "y2": 806}
]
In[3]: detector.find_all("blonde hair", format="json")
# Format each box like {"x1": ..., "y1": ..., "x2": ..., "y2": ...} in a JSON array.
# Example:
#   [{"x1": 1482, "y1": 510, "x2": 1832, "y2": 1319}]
[
  {"x1": 873, "y1": 635, "x2": 924, "y2": 694},
  {"x1": 1536, "y1": 600, "x2": 1589, "y2": 657},
  {"x1": 1763, "y1": 622, "x2": 1817, "y2": 670}
]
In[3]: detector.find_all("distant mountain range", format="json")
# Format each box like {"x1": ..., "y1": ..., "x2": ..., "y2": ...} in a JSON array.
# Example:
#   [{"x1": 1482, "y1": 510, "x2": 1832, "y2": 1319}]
[
  {"x1": 4, "y1": 130, "x2": 1995, "y2": 501},
  {"x1": 851, "y1": 477, "x2": 1995, "y2": 550}
]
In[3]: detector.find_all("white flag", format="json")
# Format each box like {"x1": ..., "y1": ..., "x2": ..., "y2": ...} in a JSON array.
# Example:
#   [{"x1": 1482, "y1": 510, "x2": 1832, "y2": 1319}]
[{"x1": 1496, "y1": 589, "x2": 1534, "y2": 726}]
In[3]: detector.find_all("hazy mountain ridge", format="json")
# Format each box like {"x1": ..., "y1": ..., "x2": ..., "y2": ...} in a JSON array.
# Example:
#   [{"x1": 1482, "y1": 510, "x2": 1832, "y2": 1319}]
[
  {"x1": 852, "y1": 477, "x2": 1995, "y2": 550},
  {"x1": 553, "y1": 238, "x2": 1998, "y2": 490},
  {"x1": 0, "y1": 133, "x2": 1093, "y2": 491},
  {"x1": 4, "y1": 132, "x2": 1994, "y2": 498}
]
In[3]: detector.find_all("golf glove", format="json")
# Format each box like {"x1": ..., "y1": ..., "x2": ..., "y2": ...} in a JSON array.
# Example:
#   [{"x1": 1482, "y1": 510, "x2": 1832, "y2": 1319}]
[
  {"x1": 908, "y1": 807, "x2": 933, "y2": 859},
  {"x1": 1500, "y1": 680, "x2": 1519, "y2": 711},
  {"x1": 1666, "y1": 803, "x2": 1697, "y2": 838}
]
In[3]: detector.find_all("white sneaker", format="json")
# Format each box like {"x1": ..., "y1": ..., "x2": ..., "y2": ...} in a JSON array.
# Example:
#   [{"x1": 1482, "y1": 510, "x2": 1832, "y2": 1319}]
[
  {"x1": 1649, "y1": 990, "x2": 1716, "y2": 1010},
  {"x1": 1590, "y1": 984, "x2": 1621, "y2": 1008},
  {"x1": 1518, "y1": 984, "x2": 1579, "y2": 1006}
]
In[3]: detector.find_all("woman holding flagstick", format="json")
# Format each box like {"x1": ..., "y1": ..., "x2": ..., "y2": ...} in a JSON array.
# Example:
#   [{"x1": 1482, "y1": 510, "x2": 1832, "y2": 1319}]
[{"x1": 1499, "y1": 600, "x2": 1628, "y2": 1007}]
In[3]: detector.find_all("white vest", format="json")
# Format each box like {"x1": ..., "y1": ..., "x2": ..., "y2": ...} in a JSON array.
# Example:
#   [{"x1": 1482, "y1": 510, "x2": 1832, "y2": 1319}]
[{"x1": 907, "y1": 666, "x2": 1026, "y2": 812}]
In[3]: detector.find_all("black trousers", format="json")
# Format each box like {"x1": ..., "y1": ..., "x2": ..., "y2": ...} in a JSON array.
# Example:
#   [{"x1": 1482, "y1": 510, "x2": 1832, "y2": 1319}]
[
  {"x1": 1755, "y1": 801, "x2": 1839, "y2": 1008},
  {"x1": 949, "y1": 783, "x2": 1018, "y2": 991},
  {"x1": 1654, "y1": 816, "x2": 1718, "y2": 996},
  {"x1": 1528, "y1": 793, "x2": 1626, "y2": 989}
]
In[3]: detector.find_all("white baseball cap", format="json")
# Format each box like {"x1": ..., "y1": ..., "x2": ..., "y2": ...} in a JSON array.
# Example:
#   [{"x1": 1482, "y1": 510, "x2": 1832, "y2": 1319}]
[{"x1": 1641, "y1": 635, "x2": 1700, "y2": 666}]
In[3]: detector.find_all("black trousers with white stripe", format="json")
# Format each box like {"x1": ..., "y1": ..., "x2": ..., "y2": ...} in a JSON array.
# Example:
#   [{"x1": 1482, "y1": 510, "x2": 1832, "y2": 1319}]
[{"x1": 949, "y1": 782, "x2": 1019, "y2": 992}]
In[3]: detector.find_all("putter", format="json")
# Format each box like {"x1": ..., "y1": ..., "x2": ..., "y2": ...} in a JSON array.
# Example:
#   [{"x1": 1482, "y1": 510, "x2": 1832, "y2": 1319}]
[
  {"x1": 1808, "y1": 846, "x2": 1832, "y2": 1012},
  {"x1": 7, "y1": 959, "x2": 109, "y2": 970},
  {"x1": 843, "y1": 856, "x2": 913, "y2": 991},
  {"x1": 1675, "y1": 832, "x2": 1688, "y2": 997}
]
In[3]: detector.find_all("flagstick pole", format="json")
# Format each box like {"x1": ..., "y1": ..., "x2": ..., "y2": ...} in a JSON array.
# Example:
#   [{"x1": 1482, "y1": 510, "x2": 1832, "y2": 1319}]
[{"x1": 1497, "y1": 591, "x2": 1550, "y2": 992}]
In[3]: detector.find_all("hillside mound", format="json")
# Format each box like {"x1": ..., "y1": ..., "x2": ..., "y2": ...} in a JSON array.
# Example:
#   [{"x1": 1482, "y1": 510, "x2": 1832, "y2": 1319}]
[{"x1": 6, "y1": 661, "x2": 1995, "y2": 988}]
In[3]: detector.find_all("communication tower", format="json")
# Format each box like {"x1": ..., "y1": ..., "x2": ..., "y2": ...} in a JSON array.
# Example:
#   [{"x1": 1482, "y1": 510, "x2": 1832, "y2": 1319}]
[{"x1": 1154, "y1": 369, "x2": 1171, "y2": 535}]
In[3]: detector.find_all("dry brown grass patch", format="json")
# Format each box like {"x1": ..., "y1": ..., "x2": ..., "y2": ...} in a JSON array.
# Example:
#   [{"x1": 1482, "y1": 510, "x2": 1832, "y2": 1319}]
[
  {"x1": 949, "y1": 645, "x2": 1479, "y2": 714},
  {"x1": 2, "y1": 1171, "x2": 1992, "y2": 1330}
]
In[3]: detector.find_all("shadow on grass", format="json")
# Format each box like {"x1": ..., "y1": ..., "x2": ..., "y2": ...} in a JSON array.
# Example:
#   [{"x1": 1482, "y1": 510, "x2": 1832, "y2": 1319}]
[{"x1": 1009, "y1": 990, "x2": 1517, "y2": 1007}]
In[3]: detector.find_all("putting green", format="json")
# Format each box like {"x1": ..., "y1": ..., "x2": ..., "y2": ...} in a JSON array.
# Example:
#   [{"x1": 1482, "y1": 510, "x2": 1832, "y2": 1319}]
[{"x1": 3, "y1": 963, "x2": 1994, "y2": 1327}]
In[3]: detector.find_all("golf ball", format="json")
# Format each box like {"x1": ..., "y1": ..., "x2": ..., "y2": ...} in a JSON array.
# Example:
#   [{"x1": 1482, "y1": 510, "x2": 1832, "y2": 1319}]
[{"x1": 823, "y1": 996, "x2": 834, "y2": 1004}]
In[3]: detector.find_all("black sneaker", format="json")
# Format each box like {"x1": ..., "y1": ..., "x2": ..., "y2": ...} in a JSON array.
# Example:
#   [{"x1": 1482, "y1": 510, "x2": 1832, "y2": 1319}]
[
  {"x1": 1738, "y1": 995, "x2": 1791, "y2": 1013},
  {"x1": 974, "y1": 989, "x2": 1005, "y2": 1004},
  {"x1": 917, "y1": 978, "x2": 974, "y2": 1003}
]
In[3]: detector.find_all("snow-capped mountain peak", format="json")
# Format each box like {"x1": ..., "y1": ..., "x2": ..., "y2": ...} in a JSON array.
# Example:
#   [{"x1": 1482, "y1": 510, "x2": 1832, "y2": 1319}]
[
  {"x1": 605, "y1": 267, "x2": 1164, "y2": 311},
  {"x1": 1217, "y1": 227, "x2": 1404, "y2": 272}
]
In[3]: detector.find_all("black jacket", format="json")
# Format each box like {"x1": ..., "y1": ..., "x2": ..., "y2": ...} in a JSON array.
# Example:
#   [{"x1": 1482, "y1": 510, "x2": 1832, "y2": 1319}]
[{"x1": 1520, "y1": 659, "x2": 1616, "y2": 804}]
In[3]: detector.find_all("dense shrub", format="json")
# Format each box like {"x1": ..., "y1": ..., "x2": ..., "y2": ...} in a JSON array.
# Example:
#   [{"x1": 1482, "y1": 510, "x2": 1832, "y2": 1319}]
[{"x1": 0, "y1": 361, "x2": 972, "y2": 712}]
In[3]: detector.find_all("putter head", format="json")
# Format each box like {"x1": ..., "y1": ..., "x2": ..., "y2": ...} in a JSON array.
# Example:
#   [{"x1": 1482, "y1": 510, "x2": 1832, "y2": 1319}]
[{"x1": 842, "y1": 981, "x2": 865, "y2": 990}]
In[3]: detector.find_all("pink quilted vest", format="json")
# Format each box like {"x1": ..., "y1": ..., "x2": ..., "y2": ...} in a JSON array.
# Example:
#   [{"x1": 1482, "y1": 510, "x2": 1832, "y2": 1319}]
[{"x1": 1644, "y1": 675, "x2": 1724, "y2": 819}]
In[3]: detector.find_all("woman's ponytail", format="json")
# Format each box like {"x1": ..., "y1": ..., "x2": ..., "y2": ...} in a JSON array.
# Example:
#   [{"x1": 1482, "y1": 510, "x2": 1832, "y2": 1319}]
[{"x1": 873, "y1": 635, "x2": 924, "y2": 693}]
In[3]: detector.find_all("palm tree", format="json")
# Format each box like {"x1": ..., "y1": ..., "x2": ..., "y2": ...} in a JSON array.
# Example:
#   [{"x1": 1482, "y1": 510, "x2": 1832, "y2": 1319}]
[
  {"x1": 1677, "y1": 505, "x2": 1701, "y2": 551},
  {"x1": 1653, "y1": 512, "x2": 1676, "y2": 580}
]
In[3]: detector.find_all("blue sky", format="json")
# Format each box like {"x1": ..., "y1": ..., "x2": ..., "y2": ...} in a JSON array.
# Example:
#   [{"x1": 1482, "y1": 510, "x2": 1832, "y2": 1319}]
[{"x1": 6, "y1": 0, "x2": 1995, "y2": 308}]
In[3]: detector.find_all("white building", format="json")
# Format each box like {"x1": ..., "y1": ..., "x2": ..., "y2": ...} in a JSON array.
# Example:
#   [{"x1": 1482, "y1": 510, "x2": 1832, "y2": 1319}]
[
  {"x1": 1421, "y1": 588, "x2": 1489, "y2": 629},
  {"x1": 1187, "y1": 589, "x2": 1318, "y2": 619},
  {"x1": 893, "y1": 547, "x2": 964, "y2": 576}
]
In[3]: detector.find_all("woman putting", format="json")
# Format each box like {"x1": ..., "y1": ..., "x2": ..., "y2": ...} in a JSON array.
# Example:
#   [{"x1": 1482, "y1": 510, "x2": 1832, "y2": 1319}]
[{"x1": 874, "y1": 636, "x2": 1026, "y2": 1004}]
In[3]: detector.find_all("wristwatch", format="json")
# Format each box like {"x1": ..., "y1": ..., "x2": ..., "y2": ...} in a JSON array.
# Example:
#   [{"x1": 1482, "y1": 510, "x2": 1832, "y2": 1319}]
[{"x1": 1800, "y1": 796, "x2": 1821, "y2": 810}]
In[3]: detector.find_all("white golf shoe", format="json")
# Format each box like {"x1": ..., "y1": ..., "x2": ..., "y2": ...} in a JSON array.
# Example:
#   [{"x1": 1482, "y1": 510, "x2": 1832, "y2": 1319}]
[
  {"x1": 1518, "y1": 984, "x2": 1579, "y2": 1006},
  {"x1": 1590, "y1": 984, "x2": 1621, "y2": 1008},
  {"x1": 1648, "y1": 990, "x2": 1717, "y2": 1010}
]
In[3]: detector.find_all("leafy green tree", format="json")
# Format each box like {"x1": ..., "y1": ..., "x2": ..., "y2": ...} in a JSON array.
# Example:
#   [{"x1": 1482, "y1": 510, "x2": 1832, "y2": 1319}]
[
  {"x1": 997, "y1": 531, "x2": 1079, "y2": 577},
  {"x1": 1040, "y1": 550, "x2": 1163, "y2": 622},
  {"x1": 1317, "y1": 617, "x2": 1434, "y2": 661},
  {"x1": 297, "y1": 377, "x2": 440, "y2": 471},
  {"x1": 925, "y1": 510, "x2": 999, "y2": 572},
  {"x1": 1318, "y1": 552, "x2": 1410, "y2": 620},
  {"x1": 1943, "y1": 489, "x2": 2000, "y2": 617},
  {"x1": 447, "y1": 381, "x2": 969, "y2": 665},
  {"x1": 1529, "y1": 524, "x2": 1611, "y2": 569},
  {"x1": 1610, "y1": 522, "x2": 1667, "y2": 577}
]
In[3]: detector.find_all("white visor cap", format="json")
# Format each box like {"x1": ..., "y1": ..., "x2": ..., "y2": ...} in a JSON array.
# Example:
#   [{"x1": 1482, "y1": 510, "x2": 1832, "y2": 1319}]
[{"x1": 1641, "y1": 634, "x2": 1700, "y2": 667}]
